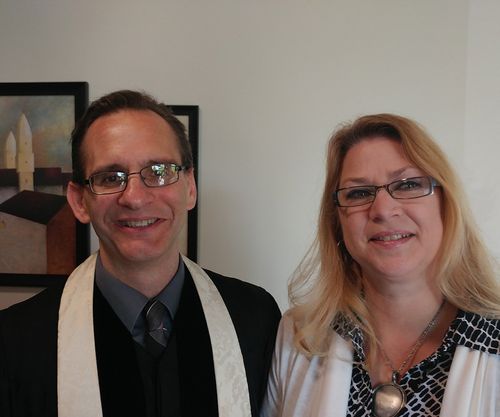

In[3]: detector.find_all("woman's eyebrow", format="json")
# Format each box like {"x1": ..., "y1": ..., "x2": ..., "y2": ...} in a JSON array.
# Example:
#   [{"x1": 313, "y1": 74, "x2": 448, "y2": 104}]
[{"x1": 340, "y1": 166, "x2": 418, "y2": 186}]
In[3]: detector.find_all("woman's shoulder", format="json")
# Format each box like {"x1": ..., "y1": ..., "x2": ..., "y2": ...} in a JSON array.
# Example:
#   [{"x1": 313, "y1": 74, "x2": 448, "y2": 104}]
[
  {"x1": 276, "y1": 310, "x2": 298, "y2": 346},
  {"x1": 275, "y1": 310, "x2": 341, "y2": 361},
  {"x1": 272, "y1": 310, "x2": 313, "y2": 364},
  {"x1": 271, "y1": 310, "x2": 330, "y2": 380}
]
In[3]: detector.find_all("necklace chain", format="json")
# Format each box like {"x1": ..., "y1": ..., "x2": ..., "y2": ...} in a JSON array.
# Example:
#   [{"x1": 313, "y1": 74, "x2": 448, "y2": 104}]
[{"x1": 378, "y1": 300, "x2": 445, "y2": 380}]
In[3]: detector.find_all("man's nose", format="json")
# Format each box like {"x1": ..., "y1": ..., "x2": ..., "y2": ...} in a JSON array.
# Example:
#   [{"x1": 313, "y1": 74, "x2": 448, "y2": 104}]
[{"x1": 117, "y1": 174, "x2": 152, "y2": 208}]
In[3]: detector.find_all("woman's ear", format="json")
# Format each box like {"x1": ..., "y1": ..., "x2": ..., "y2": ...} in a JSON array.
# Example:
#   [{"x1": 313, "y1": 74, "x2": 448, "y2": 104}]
[{"x1": 66, "y1": 181, "x2": 91, "y2": 224}]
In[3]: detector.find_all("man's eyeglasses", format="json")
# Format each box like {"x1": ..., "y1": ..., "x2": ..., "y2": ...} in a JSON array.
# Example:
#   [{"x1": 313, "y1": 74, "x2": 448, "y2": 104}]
[
  {"x1": 84, "y1": 163, "x2": 187, "y2": 195},
  {"x1": 334, "y1": 176, "x2": 441, "y2": 207}
]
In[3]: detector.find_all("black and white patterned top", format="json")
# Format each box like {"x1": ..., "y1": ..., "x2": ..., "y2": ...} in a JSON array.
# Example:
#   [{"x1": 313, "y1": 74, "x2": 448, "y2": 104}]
[{"x1": 333, "y1": 310, "x2": 500, "y2": 417}]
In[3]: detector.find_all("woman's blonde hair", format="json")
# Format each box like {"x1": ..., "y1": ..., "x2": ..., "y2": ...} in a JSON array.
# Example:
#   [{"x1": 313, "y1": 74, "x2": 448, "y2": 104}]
[{"x1": 289, "y1": 113, "x2": 500, "y2": 358}]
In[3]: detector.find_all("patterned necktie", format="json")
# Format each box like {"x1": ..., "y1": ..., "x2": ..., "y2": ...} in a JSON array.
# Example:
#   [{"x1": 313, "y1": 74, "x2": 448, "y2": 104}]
[{"x1": 144, "y1": 299, "x2": 170, "y2": 358}]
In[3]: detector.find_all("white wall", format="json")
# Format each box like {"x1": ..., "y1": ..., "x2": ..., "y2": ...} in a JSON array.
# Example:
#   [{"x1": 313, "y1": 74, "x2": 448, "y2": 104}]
[
  {"x1": 0, "y1": 0, "x2": 498, "y2": 310},
  {"x1": 464, "y1": 0, "x2": 500, "y2": 259}
]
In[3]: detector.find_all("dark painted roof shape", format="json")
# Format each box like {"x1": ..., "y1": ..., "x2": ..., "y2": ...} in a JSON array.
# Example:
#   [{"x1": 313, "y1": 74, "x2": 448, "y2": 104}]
[{"x1": 0, "y1": 190, "x2": 68, "y2": 225}]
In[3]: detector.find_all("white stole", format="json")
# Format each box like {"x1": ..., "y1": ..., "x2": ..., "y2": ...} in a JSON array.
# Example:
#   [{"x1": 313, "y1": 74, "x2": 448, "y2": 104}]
[{"x1": 57, "y1": 253, "x2": 251, "y2": 417}]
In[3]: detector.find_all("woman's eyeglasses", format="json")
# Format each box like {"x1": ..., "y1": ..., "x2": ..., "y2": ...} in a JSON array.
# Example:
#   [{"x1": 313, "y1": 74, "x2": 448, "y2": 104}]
[{"x1": 334, "y1": 176, "x2": 441, "y2": 207}]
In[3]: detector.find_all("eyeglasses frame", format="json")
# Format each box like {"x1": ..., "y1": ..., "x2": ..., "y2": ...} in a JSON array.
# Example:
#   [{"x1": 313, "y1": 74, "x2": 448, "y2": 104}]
[
  {"x1": 333, "y1": 176, "x2": 441, "y2": 207},
  {"x1": 83, "y1": 162, "x2": 188, "y2": 195}
]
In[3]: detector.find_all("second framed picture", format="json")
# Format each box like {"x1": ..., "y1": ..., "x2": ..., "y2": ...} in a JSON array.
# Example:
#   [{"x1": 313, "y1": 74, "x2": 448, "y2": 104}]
[{"x1": 170, "y1": 105, "x2": 199, "y2": 263}]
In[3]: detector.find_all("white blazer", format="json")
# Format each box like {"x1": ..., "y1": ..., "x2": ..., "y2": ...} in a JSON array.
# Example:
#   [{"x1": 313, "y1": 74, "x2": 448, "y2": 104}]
[{"x1": 262, "y1": 314, "x2": 500, "y2": 417}]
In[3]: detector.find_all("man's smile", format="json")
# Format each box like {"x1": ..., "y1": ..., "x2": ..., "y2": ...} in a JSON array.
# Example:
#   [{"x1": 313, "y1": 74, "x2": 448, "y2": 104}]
[{"x1": 117, "y1": 218, "x2": 161, "y2": 228}]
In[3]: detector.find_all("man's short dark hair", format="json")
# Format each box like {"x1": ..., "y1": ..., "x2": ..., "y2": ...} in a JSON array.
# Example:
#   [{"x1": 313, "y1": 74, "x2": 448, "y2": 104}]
[{"x1": 71, "y1": 90, "x2": 193, "y2": 184}]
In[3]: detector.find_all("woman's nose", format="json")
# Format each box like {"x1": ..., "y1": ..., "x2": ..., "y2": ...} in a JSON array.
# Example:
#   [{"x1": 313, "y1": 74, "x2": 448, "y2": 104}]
[{"x1": 368, "y1": 187, "x2": 401, "y2": 220}]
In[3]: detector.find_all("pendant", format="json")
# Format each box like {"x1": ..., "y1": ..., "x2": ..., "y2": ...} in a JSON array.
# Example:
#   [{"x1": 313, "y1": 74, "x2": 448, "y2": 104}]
[{"x1": 372, "y1": 372, "x2": 406, "y2": 417}]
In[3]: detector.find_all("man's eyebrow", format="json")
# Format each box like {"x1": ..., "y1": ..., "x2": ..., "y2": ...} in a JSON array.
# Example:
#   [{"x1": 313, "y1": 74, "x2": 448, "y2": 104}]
[
  {"x1": 90, "y1": 164, "x2": 126, "y2": 174},
  {"x1": 90, "y1": 160, "x2": 179, "y2": 174}
]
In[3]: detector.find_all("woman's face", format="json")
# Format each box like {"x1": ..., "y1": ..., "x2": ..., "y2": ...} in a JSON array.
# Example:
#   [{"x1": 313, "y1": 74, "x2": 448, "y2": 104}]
[{"x1": 338, "y1": 137, "x2": 443, "y2": 286}]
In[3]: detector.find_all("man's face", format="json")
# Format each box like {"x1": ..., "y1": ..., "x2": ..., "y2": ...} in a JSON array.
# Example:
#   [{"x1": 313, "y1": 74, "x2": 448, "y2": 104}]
[{"x1": 67, "y1": 109, "x2": 196, "y2": 270}]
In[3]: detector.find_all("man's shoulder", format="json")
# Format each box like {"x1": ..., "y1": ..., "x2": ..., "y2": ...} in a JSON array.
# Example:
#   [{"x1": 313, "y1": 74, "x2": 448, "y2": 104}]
[
  {"x1": 0, "y1": 282, "x2": 64, "y2": 367},
  {"x1": 205, "y1": 268, "x2": 276, "y2": 303},
  {"x1": 202, "y1": 268, "x2": 281, "y2": 323},
  {"x1": 1, "y1": 281, "x2": 65, "y2": 326}
]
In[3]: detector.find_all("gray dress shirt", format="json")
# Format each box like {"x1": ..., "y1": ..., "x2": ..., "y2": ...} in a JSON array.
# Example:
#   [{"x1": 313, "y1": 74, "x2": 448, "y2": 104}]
[{"x1": 95, "y1": 254, "x2": 185, "y2": 346}]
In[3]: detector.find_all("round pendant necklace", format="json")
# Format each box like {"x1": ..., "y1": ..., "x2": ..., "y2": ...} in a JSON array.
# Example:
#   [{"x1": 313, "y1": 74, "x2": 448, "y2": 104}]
[
  {"x1": 372, "y1": 371, "x2": 406, "y2": 417},
  {"x1": 372, "y1": 300, "x2": 445, "y2": 417}
]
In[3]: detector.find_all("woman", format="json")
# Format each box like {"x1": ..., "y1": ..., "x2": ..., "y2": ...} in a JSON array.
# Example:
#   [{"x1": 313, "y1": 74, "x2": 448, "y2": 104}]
[{"x1": 262, "y1": 114, "x2": 500, "y2": 417}]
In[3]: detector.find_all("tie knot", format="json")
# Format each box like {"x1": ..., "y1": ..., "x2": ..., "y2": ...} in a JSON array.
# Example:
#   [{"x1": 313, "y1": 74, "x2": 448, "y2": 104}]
[
  {"x1": 143, "y1": 299, "x2": 171, "y2": 357},
  {"x1": 145, "y1": 299, "x2": 168, "y2": 332}
]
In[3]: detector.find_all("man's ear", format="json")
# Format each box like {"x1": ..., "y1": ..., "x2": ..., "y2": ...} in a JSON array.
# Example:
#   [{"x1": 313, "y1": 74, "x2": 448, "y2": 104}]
[
  {"x1": 67, "y1": 181, "x2": 91, "y2": 224},
  {"x1": 185, "y1": 169, "x2": 197, "y2": 211}
]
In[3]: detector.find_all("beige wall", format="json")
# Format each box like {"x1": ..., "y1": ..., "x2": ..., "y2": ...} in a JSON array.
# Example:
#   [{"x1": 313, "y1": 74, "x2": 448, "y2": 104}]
[{"x1": 0, "y1": 0, "x2": 498, "y2": 310}]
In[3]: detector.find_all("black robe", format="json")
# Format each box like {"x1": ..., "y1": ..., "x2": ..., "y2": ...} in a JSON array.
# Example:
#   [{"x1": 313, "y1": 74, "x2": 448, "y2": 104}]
[{"x1": 0, "y1": 268, "x2": 281, "y2": 417}]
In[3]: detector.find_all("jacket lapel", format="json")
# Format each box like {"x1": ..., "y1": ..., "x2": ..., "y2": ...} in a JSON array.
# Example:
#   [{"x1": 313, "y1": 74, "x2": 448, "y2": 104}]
[{"x1": 93, "y1": 285, "x2": 147, "y2": 416}]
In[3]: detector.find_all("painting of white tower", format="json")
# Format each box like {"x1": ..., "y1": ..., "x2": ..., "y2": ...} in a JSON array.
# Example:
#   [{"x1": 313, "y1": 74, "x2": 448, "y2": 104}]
[
  {"x1": 4, "y1": 130, "x2": 16, "y2": 169},
  {"x1": 15, "y1": 113, "x2": 35, "y2": 191}
]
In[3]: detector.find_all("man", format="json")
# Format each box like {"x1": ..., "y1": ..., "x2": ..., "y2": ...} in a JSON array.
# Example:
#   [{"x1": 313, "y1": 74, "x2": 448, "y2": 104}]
[{"x1": 0, "y1": 90, "x2": 281, "y2": 417}]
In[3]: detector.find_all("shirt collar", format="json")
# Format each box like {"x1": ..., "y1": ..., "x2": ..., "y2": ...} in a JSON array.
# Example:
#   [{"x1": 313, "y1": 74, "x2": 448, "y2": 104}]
[{"x1": 95, "y1": 253, "x2": 185, "y2": 335}]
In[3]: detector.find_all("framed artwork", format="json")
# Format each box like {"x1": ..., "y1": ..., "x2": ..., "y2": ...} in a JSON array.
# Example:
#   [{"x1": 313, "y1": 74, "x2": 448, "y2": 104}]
[
  {"x1": 0, "y1": 82, "x2": 89, "y2": 286},
  {"x1": 169, "y1": 105, "x2": 199, "y2": 262}
]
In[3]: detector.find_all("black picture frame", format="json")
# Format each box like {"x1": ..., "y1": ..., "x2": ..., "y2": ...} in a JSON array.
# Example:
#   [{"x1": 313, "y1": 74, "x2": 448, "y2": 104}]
[
  {"x1": 0, "y1": 82, "x2": 89, "y2": 286},
  {"x1": 169, "y1": 105, "x2": 199, "y2": 262}
]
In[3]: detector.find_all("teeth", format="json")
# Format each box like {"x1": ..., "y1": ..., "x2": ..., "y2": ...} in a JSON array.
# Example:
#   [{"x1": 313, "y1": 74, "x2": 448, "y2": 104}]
[
  {"x1": 122, "y1": 219, "x2": 157, "y2": 228},
  {"x1": 374, "y1": 233, "x2": 412, "y2": 241}
]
